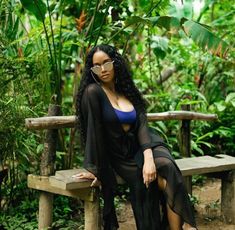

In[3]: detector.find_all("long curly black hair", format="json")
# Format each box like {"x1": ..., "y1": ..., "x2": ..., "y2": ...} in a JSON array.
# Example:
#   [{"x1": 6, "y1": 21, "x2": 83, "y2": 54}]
[{"x1": 76, "y1": 44, "x2": 146, "y2": 147}]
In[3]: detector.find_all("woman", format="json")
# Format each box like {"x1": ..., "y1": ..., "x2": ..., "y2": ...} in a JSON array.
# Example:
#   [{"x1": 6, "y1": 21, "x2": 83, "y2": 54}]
[{"x1": 75, "y1": 44, "x2": 197, "y2": 230}]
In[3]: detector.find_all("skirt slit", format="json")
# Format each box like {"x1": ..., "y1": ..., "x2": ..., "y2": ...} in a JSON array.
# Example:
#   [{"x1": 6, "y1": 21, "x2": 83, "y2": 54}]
[
  {"x1": 110, "y1": 146, "x2": 197, "y2": 229},
  {"x1": 153, "y1": 146, "x2": 197, "y2": 228}
]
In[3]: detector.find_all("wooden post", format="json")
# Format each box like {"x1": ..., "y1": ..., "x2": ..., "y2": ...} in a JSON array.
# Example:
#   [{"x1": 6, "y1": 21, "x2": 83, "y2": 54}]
[
  {"x1": 180, "y1": 104, "x2": 192, "y2": 194},
  {"x1": 221, "y1": 170, "x2": 235, "y2": 224},
  {"x1": 39, "y1": 192, "x2": 54, "y2": 229},
  {"x1": 39, "y1": 104, "x2": 61, "y2": 230},
  {"x1": 84, "y1": 188, "x2": 101, "y2": 230}
]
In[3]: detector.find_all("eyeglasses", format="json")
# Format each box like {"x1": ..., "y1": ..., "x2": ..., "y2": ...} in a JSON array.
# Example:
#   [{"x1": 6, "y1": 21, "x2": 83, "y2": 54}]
[{"x1": 91, "y1": 61, "x2": 114, "y2": 75}]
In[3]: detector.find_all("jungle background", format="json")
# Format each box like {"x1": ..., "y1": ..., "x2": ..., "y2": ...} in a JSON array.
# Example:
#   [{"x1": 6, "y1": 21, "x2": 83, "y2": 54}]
[{"x1": 0, "y1": 0, "x2": 234, "y2": 229}]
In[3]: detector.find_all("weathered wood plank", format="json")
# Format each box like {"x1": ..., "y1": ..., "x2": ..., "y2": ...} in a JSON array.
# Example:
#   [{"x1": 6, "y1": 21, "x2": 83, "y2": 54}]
[
  {"x1": 49, "y1": 168, "x2": 125, "y2": 190},
  {"x1": 42, "y1": 155, "x2": 235, "y2": 191},
  {"x1": 147, "y1": 111, "x2": 218, "y2": 121},
  {"x1": 25, "y1": 112, "x2": 218, "y2": 130},
  {"x1": 25, "y1": 116, "x2": 77, "y2": 130},
  {"x1": 50, "y1": 169, "x2": 93, "y2": 190},
  {"x1": 27, "y1": 174, "x2": 95, "y2": 201},
  {"x1": 176, "y1": 154, "x2": 235, "y2": 176}
]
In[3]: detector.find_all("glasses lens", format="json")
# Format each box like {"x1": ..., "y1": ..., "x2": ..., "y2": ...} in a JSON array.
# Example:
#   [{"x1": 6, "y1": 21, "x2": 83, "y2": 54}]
[
  {"x1": 91, "y1": 61, "x2": 114, "y2": 75},
  {"x1": 91, "y1": 66, "x2": 101, "y2": 75},
  {"x1": 103, "y1": 61, "x2": 113, "y2": 71}
]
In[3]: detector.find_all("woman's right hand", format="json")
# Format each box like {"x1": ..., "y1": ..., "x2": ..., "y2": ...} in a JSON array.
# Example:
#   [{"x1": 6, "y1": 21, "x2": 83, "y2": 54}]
[
  {"x1": 72, "y1": 172, "x2": 100, "y2": 187},
  {"x1": 143, "y1": 149, "x2": 157, "y2": 188}
]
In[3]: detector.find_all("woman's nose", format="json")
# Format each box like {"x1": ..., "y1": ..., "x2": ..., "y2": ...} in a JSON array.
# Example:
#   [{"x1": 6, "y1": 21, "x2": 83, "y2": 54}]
[{"x1": 101, "y1": 65, "x2": 105, "y2": 71}]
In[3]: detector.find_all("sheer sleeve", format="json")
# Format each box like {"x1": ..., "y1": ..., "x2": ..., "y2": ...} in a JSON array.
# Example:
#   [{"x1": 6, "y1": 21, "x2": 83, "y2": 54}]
[
  {"x1": 137, "y1": 112, "x2": 169, "y2": 152},
  {"x1": 81, "y1": 84, "x2": 118, "y2": 228},
  {"x1": 81, "y1": 84, "x2": 107, "y2": 178},
  {"x1": 137, "y1": 112, "x2": 153, "y2": 152}
]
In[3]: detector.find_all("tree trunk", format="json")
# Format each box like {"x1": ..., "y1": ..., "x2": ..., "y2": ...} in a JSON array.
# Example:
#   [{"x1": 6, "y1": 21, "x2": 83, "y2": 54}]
[{"x1": 39, "y1": 104, "x2": 61, "y2": 230}]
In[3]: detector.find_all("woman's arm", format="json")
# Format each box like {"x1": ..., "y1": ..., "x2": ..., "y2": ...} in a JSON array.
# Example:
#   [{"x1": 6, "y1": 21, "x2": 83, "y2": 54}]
[
  {"x1": 137, "y1": 112, "x2": 157, "y2": 187},
  {"x1": 143, "y1": 149, "x2": 157, "y2": 188},
  {"x1": 74, "y1": 84, "x2": 105, "y2": 185}
]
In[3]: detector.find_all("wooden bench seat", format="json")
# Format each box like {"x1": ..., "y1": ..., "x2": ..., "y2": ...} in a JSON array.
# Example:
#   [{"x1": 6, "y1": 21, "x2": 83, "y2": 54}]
[
  {"x1": 28, "y1": 154, "x2": 235, "y2": 229},
  {"x1": 176, "y1": 154, "x2": 235, "y2": 176}
]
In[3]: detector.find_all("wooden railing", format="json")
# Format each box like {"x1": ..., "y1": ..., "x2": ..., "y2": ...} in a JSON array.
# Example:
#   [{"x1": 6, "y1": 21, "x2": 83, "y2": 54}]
[{"x1": 25, "y1": 111, "x2": 217, "y2": 130}]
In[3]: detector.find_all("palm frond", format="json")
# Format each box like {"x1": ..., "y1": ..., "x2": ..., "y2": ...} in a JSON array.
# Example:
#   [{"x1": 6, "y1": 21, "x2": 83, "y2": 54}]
[
  {"x1": 182, "y1": 19, "x2": 229, "y2": 58},
  {"x1": 125, "y1": 15, "x2": 229, "y2": 58}
]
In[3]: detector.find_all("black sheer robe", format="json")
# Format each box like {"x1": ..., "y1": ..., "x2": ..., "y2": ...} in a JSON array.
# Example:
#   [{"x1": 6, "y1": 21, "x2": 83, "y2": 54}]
[{"x1": 80, "y1": 83, "x2": 196, "y2": 229}]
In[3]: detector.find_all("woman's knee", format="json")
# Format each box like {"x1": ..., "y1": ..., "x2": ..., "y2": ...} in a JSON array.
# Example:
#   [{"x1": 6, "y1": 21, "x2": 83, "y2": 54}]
[
  {"x1": 157, "y1": 175, "x2": 167, "y2": 191},
  {"x1": 155, "y1": 156, "x2": 176, "y2": 171},
  {"x1": 155, "y1": 157, "x2": 183, "y2": 188}
]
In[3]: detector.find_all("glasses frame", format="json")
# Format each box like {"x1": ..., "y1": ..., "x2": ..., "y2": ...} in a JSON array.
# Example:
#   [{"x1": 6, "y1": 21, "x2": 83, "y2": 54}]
[{"x1": 90, "y1": 61, "x2": 114, "y2": 75}]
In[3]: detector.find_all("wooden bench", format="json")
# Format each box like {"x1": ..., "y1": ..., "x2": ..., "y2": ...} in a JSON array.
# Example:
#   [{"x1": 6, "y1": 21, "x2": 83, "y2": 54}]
[
  {"x1": 25, "y1": 107, "x2": 235, "y2": 229},
  {"x1": 27, "y1": 154, "x2": 235, "y2": 229}
]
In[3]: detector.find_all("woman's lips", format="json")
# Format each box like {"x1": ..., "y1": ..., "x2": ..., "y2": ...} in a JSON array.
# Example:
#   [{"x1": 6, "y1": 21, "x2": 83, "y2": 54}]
[{"x1": 101, "y1": 74, "x2": 109, "y2": 79}]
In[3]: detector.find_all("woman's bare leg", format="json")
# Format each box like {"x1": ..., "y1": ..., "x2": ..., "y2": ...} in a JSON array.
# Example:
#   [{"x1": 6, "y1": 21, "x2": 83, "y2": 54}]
[
  {"x1": 158, "y1": 176, "x2": 196, "y2": 230},
  {"x1": 167, "y1": 203, "x2": 182, "y2": 230},
  {"x1": 158, "y1": 175, "x2": 181, "y2": 230}
]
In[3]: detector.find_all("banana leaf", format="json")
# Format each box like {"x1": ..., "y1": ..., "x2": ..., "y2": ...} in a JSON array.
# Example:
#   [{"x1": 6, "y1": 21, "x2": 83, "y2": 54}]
[{"x1": 125, "y1": 15, "x2": 229, "y2": 58}]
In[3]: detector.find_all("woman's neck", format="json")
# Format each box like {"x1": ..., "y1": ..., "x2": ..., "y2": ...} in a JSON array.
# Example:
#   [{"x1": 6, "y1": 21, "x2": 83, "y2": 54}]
[
  {"x1": 101, "y1": 83, "x2": 119, "y2": 101},
  {"x1": 101, "y1": 82, "x2": 116, "y2": 93}
]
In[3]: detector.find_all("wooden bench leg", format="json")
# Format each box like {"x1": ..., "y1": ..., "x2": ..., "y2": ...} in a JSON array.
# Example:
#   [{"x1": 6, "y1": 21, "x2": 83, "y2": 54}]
[
  {"x1": 221, "y1": 170, "x2": 235, "y2": 224},
  {"x1": 183, "y1": 176, "x2": 192, "y2": 195},
  {"x1": 84, "y1": 189, "x2": 101, "y2": 230},
  {"x1": 39, "y1": 191, "x2": 53, "y2": 229}
]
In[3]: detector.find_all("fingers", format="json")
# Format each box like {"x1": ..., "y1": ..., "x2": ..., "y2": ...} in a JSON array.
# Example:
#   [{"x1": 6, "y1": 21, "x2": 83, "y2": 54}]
[
  {"x1": 90, "y1": 177, "x2": 97, "y2": 187},
  {"x1": 143, "y1": 172, "x2": 157, "y2": 182},
  {"x1": 143, "y1": 171, "x2": 157, "y2": 188},
  {"x1": 145, "y1": 180, "x2": 150, "y2": 188},
  {"x1": 72, "y1": 173, "x2": 85, "y2": 179},
  {"x1": 90, "y1": 177, "x2": 101, "y2": 187},
  {"x1": 72, "y1": 172, "x2": 95, "y2": 180},
  {"x1": 71, "y1": 173, "x2": 100, "y2": 187}
]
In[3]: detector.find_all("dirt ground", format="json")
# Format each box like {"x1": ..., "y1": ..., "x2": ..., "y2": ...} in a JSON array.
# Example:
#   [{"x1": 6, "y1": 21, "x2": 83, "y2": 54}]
[{"x1": 117, "y1": 178, "x2": 235, "y2": 230}]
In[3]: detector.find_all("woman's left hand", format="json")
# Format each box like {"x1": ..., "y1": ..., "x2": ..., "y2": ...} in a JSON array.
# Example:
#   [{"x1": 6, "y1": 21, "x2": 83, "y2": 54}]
[
  {"x1": 72, "y1": 171, "x2": 101, "y2": 187},
  {"x1": 143, "y1": 149, "x2": 157, "y2": 188}
]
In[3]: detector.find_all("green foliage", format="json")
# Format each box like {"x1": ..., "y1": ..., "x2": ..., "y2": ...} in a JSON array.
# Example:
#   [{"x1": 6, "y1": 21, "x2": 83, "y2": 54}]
[
  {"x1": 192, "y1": 175, "x2": 206, "y2": 186},
  {"x1": 52, "y1": 196, "x2": 84, "y2": 229},
  {"x1": 182, "y1": 19, "x2": 229, "y2": 58},
  {"x1": 20, "y1": 0, "x2": 47, "y2": 22},
  {"x1": 189, "y1": 194, "x2": 199, "y2": 206},
  {"x1": 0, "y1": 214, "x2": 38, "y2": 230},
  {"x1": 0, "y1": 181, "x2": 38, "y2": 229},
  {"x1": 207, "y1": 93, "x2": 235, "y2": 156},
  {"x1": 124, "y1": 15, "x2": 229, "y2": 57},
  {"x1": 205, "y1": 199, "x2": 220, "y2": 210},
  {"x1": 0, "y1": 193, "x2": 83, "y2": 230}
]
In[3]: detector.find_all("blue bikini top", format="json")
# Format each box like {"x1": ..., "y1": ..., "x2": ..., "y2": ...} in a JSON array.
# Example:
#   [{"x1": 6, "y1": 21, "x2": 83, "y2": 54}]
[{"x1": 114, "y1": 108, "x2": 137, "y2": 124}]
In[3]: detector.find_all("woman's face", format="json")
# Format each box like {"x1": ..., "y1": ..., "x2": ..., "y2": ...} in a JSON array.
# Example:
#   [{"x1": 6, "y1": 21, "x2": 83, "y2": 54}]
[{"x1": 91, "y1": 50, "x2": 115, "y2": 84}]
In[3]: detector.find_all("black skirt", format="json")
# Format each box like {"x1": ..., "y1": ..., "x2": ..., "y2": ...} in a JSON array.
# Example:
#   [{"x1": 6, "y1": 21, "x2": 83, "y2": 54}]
[{"x1": 110, "y1": 146, "x2": 197, "y2": 230}]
